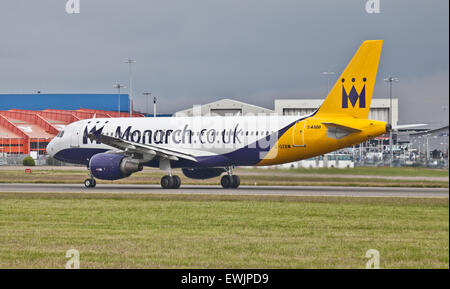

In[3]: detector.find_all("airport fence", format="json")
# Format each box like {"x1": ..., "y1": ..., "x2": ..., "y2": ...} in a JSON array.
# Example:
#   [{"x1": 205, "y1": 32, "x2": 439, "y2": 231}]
[
  {"x1": 0, "y1": 153, "x2": 447, "y2": 170},
  {"x1": 0, "y1": 154, "x2": 76, "y2": 167}
]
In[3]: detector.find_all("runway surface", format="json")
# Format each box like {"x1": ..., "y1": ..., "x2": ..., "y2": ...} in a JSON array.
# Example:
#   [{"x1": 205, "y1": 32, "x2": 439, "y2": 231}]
[{"x1": 0, "y1": 183, "x2": 448, "y2": 198}]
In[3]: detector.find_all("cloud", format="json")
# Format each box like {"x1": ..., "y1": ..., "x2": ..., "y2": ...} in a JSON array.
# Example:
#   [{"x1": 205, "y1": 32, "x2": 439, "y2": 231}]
[{"x1": 0, "y1": 0, "x2": 448, "y2": 122}]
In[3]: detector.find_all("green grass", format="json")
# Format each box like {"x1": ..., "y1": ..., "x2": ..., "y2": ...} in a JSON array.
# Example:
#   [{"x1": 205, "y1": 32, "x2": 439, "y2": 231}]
[
  {"x1": 0, "y1": 168, "x2": 448, "y2": 188},
  {"x1": 258, "y1": 166, "x2": 449, "y2": 177},
  {"x1": 0, "y1": 193, "x2": 448, "y2": 268}
]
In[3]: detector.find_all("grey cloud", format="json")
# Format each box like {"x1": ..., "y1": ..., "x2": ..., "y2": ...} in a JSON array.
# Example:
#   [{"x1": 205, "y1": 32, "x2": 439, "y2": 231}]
[{"x1": 0, "y1": 0, "x2": 448, "y2": 121}]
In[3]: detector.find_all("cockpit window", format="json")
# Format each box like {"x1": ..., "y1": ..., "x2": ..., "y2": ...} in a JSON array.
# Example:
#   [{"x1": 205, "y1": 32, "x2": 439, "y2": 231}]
[{"x1": 57, "y1": 131, "x2": 65, "y2": 138}]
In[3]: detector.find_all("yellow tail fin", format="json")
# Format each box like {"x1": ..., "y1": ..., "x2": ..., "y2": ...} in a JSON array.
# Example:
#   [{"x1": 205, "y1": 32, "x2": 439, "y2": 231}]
[{"x1": 316, "y1": 40, "x2": 383, "y2": 119}]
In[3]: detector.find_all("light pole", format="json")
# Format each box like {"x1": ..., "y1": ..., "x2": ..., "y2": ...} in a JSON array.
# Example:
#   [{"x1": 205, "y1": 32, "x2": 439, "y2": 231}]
[
  {"x1": 425, "y1": 133, "x2": 430, "y2": 167},
  {"x1": 143, "y1": 92, "x2": 152, "y2": 116},
  {"x1": 113, "y1": 83, "x2": 126, "y2": 117},
  {"x1": 125, "y1": 59, "x2": 136, "y2": 117},
  {"x1": 384, "y1": 76, "x2": 399, "y2": 167},
  {"x1": 440, "y1": 141, "x2": 449, "y2": 168},
  {"x1": 443, "y1": 105, "x2": 449, "y2": 125},
  {"x1": 322, "y1": 71, "x2": 335, "y2": 94},
  {"x1": 153, "y1": 96, "x2": 157, "y2": 118}
]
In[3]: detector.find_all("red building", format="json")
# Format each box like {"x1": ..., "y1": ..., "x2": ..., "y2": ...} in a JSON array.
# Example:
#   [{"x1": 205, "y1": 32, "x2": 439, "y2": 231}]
[{"x1": 0, "y1": 108, "x2": 144, "y2": 155}]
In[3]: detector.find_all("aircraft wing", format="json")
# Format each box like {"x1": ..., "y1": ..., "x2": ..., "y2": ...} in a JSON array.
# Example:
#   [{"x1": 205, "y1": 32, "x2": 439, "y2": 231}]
[{"x1": 87, "y1": 131, "x2": 199, "y2": 162}]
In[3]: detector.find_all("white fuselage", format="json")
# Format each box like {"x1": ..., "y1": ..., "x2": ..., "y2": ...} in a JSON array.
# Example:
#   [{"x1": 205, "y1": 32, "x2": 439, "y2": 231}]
[{"x1": 47, "y1": 114, "x2": 307, "y2": 167}]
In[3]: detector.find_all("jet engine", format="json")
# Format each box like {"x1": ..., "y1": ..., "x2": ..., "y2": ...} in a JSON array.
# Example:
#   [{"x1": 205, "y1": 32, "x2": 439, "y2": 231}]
[{"x1": 89, "y1": 153, "x2": 143, "y2": 180}]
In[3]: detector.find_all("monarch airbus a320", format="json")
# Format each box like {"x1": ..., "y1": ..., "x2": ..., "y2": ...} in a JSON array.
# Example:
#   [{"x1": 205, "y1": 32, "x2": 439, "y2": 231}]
[{"x1": 47, "y1": 40, "x2": 391, "y2": 189}]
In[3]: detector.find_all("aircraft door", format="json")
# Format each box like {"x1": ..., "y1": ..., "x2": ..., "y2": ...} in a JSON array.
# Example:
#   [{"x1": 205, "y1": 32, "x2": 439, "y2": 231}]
[
  {"x1": 293, "y1": 121, "x2": 306, "y2": 147},
  {"x1": 70, "y1": 123, "x2": 83, "y2": 147}
]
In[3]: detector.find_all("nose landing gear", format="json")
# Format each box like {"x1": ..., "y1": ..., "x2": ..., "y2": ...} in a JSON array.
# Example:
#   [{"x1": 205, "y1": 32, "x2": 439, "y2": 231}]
[
  {"x1": 85, "y1": 162, "x2": 96, "y2": 188},
  {"x1": 84, "y1": 178, "x2": 96, "y2": 188}
]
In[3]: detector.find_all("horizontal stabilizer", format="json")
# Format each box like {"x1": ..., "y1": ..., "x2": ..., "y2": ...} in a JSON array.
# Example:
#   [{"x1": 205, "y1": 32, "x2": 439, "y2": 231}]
[
  {"x1": 322, "y1": 122, "x2": 362, "y2": 132},
  {"x1": 322, "y1": 122, "x2": 361, "y2": 140}
]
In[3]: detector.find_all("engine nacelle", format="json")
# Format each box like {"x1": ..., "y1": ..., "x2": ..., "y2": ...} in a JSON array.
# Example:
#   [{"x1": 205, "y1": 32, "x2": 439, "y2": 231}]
[
  {"x1": 182, "y1": 167, "x2": 225, "y2": 180},
  {"x1": 89, "y1": 153, "x2": 143, "y2": 180}
]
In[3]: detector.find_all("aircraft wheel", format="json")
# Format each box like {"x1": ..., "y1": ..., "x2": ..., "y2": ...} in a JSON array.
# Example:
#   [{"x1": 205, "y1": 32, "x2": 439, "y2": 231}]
[
  {"x1": 172, "y1": 175, "x2": 181, "y2": 189},
  {"x1": 231, "y1": 175, "x2": 240, "y2": 188},
  {"x1": 221, "y1": 175, "x2": 234, "y2": 189},
  {"x1": 161, "y1": 175, "x2": 174, "y2": 189},
  {"x1": 84, "y1": 178, "x2": 96, "y2": 188}
]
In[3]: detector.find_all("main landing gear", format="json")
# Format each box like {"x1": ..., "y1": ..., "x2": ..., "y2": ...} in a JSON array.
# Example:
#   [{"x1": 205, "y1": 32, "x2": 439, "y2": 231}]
[
  {"x1": 161, "y1": 175, "x2": 181, "y2": 189},
  {"x1": 220, "y1": 167, "x2": 240, "y2": 189},
  {"x1": 159, "y1": 158, "x2": 181, "y2": 189}
]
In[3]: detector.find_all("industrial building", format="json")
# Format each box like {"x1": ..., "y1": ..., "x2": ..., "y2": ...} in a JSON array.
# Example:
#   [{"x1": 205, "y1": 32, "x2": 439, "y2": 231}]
[
  {"x1": 1, "y1": 94, "x2": 446, "y2": 168},
  {"x1": 275, "y1": 98, "x2": 399, "y2": 126},
  {"x1": 0, "y1": 94, "x2": 130, "y2": 111},
  {"x1": 174, "y1": 99, "x2": 274, "y2": 116},
  {"x1": 0, "y1": 94, "x2": 143, "y2": 156},
  {"x1": 174, "y1": 98, "x2": 399, "y2": 127}
]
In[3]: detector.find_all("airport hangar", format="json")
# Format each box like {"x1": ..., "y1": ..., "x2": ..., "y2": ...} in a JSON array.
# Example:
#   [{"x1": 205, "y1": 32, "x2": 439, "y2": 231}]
[
  {"x1": 174, "y1": 98, "x2": 399, "y2": 127},
  {"x1": 0, "y1": 94, "x2": 398, "y2": 156},
  {"x1": 0, "y1": 94, "x2": 144, "y2": 155}
]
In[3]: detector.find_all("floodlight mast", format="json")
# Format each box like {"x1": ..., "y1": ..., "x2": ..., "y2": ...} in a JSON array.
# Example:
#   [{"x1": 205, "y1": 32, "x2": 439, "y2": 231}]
[
  {"x1": 113, "y1": 83, "x2": 126, "y2": 117},
  {"x1": 143, "y1": 92, "x2": 152, "y2": 116},
  {"x1": 125, "y1": 59, "x2": 136, "y2": 117},
  {"x1": 384, "y1": 76, "x2": 399, "y2": 167},
  {"x1": 153, "y1": 96, "x2": 157, "y2": 118}
]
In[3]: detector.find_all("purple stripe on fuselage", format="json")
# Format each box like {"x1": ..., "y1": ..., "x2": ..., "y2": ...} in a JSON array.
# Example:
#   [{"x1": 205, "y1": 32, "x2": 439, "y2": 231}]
[
  {"x1": 195, "y1": 116, "x2": 307, "y2": 167},
  {"x1": 54, "y1": 148, "x2": 109, "y2": 165}
]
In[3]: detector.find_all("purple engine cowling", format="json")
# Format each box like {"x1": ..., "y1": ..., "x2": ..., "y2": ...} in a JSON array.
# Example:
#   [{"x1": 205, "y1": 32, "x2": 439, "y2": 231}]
[{"x1": 89, "y1": 153, "x2": 143, "y2": 180}]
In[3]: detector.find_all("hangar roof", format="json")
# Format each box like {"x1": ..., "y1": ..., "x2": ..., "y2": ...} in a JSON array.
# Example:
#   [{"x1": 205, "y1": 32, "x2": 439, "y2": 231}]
[
  {"x1": 6, "y1": 118, "x2": 54, "y2": 138},
  {"x1": 0, "y1": 94, "x2": 130, "y2": 112},
  {"x1": 174, "y1": 98, "x2": 274, "y2": 116},
  {"x1": 0, "y1": 127, "x2": 22, "y2": 138}
]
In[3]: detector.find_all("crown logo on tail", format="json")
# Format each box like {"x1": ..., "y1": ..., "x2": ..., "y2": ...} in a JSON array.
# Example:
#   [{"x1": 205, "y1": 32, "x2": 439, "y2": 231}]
[{"x1": 342, "y1": 77, "x2": 366, "y2": 108}]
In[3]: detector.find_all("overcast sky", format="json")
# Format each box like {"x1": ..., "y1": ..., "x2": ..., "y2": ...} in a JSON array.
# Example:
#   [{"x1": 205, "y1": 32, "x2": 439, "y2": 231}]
[{"x1": 0, "y1": 0, "x2": 448, "y2": 124}]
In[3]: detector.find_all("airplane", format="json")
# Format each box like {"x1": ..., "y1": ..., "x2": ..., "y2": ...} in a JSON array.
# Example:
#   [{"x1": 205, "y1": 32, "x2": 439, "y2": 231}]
[{"x1": 47, "y1": 40, "x2": 391, "y2": 189}]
